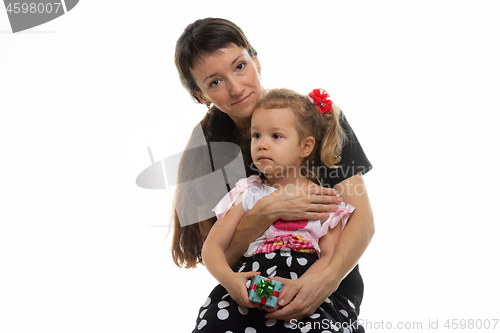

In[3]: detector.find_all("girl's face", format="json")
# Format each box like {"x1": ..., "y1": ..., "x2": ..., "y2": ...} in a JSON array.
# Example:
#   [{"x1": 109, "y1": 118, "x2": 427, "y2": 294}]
[
  {"x1": 251, "y1": 107, "x2": 311, "y2": 177},
  {"x1": 191, "y1": 44, "x2": 262, "y2": 129}
]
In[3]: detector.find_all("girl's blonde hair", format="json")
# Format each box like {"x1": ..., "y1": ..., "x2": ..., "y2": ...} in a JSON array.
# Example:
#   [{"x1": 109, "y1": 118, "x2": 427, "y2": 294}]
[{"x1": 254, "y1": 88, "x2": 347, "y2": 174}]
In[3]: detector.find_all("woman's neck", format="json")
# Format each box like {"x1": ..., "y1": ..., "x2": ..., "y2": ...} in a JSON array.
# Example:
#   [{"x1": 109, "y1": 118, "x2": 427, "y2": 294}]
[{"x1": 233, "y1": 117, "x2": 251, "y2": 132}]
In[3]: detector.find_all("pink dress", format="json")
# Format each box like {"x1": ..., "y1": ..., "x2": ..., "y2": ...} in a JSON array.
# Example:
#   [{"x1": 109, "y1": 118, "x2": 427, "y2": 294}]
[{"x1": 212, "y1": 175, "x2": 355, "y2": 258}]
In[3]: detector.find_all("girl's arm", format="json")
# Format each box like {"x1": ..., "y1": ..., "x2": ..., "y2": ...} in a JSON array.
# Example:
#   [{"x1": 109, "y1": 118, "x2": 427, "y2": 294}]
[
  {"x1": 202, "y1": 195, "x2": 260, "y2": 308},
  {"x1": 223, "y1": 183, "x2": 342, "y2": 267},
  {"x1": 265, "y1": 174, "x2": 374, "y2": 321}
]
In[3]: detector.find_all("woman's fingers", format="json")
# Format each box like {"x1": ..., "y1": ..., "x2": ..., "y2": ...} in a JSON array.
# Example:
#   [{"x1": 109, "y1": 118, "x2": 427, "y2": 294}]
[
  {"x1": 268, "y1": 182, "x2": 343, "y2": 221},
  {"x1": 306, "y1": 182, "x2": 339, "y2": 195}
]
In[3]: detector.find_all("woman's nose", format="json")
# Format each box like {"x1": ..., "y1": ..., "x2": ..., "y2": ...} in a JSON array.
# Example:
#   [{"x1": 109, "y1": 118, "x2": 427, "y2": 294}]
[{"x1": 227, "y1": 76, "x2": 244, "y2": 96}]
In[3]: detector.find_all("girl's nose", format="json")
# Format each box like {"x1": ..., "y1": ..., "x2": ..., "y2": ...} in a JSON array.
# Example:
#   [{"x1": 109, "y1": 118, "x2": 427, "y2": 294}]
[{"x1": 258, "y1": 138, "x2": 268, "y2": 150}]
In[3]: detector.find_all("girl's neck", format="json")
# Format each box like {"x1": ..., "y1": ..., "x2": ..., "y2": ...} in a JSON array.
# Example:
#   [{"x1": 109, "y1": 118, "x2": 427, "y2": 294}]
[{"x1": 264, "y1": 173, "x2": 310, "y2": 190}]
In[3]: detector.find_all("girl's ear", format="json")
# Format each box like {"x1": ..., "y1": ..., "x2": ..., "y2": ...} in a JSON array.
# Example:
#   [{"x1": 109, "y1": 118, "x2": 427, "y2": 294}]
[{"x1": 300, "y1": 136, "x2": 315, "y2": 158}]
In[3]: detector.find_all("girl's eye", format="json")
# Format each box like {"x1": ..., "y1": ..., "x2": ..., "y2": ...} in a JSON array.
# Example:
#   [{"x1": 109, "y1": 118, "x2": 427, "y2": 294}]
[
  {"x1": 252, "y1": 133, "x2": 261, "y2": 139},
  {"x1": 210, "y1": 79, "x2": 221, "y2": 87},
  {"x1": 272, "y1": 134, "x2": 283, "y2": 139},
  {"x1": 236, "y1": 62, "x2": 246, "y2": 71}
]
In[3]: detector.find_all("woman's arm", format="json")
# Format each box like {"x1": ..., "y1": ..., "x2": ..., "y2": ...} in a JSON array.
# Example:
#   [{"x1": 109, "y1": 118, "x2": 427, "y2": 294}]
[
  {"x1": 265, "y1": 173, "x2": 374, "y2": 321},
  {"x1": 223, "y1": 183, "x2": 343, "y2": 267}
]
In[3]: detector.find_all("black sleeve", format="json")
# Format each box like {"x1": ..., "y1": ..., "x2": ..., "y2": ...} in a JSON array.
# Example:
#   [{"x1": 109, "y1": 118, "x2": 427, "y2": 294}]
[{"x1": 322, "y1": 111, "x2": 373, "y2": 188}]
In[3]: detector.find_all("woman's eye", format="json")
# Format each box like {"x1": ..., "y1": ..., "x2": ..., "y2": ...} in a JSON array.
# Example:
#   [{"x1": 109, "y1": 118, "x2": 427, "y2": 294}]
[
  {"x1": 210, "y1": 79, "x2": 220, "y2": 87},
  {"x1": 236, "y1": 62, "x2": 246, "y2": 70},
  {"x1": 272, "y1": 134, "x2": 282, "y2": 139}
]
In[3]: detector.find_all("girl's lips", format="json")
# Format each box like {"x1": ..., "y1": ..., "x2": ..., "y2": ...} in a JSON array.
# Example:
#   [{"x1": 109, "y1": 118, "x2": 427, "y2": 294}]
[{"x1": 232, "y1": 93, "x2": 253, "y2": 105}]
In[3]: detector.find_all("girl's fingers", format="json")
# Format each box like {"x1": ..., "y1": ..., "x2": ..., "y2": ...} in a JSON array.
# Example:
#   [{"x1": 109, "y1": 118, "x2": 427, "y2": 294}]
[{"x1": 243, "y1": 271, "x2": 260, "y2": 279}]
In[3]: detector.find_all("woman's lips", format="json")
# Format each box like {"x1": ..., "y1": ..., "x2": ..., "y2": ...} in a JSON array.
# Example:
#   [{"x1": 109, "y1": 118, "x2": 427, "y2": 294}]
[{"x1": 232, "y1": 93, "x2": 253, "y2": 105}]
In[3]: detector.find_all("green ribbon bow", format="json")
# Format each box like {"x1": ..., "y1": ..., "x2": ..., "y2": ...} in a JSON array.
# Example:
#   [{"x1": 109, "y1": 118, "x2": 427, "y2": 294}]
[{"x1": 256, "y1": 278, "x2": 275, "y2": 298}]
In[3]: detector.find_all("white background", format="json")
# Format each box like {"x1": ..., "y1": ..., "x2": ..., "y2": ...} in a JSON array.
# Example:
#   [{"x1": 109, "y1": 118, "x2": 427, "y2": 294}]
[{"x1": 1, "y1": 1, "x2": 499, "y2": 332}]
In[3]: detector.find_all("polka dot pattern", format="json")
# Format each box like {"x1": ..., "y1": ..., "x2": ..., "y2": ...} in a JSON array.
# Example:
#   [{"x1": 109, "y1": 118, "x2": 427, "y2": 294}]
[
  {"x1": 191, "y1": 252, "x2": 363, "y2": 332},
  {"x1": 217, "y1": 309, "x2": 229, "y2": 320},
  {"x1": 297, "y1": 257, "x2": 308, "y2": 266},
  {"x1": 252, "y1": 261, "x2": 259, "y2": 271},
  {"x1": 265, "y1": 252, "x2": 276, "y2": 259},
  {"x1": 238, "y1": 306, "x2": 248, "y2": 315},
  {"x1": 265, "y1": 318, "x2": 277, "y2": 327},
  {"x1": 218, "y1": 301, "x2": 230, "y2": 309},
  {"x1": 197, "y1": 319, "x2": 207, "y2": 330},
  {"x1": 266, "y1": 265, "x2": 277, "y2": 277}
]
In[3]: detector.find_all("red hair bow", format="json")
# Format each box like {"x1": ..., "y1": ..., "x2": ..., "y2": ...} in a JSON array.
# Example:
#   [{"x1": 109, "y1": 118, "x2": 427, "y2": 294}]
[{"x1": 308, "y1": 88, "x2": 333, "y2": 114}]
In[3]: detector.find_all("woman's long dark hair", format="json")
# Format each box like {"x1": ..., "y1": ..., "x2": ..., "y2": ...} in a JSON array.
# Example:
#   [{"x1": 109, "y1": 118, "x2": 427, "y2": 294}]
[{"x1": 171, "y1": 18, "x2": 258, "y2": 268}]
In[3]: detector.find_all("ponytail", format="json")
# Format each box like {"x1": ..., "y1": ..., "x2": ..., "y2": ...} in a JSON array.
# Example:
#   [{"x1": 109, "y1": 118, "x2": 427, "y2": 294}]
[{"x1": 320, "y1": 103, "x2": 347, "y2": 168}]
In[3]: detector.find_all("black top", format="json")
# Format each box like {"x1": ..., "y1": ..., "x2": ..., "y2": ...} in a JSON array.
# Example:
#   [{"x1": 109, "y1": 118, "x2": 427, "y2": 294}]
[{"x1": 316, "y1": 111, "x2": 373, "y2": 188}]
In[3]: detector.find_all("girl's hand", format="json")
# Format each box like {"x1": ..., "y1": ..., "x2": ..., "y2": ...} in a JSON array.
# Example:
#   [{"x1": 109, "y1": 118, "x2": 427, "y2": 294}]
[
  {"x1": 263, "y1": 272, "x2": 341, "y2": 321},
  {"x1": 266, "y1": 182, "x2": 343, "y2": 222},
  {"x1": 222, "y1": 271, "x2": 261, "y2": 309},
  {"x1": 260, "y1": 276, "x2": 297, "y2": 313}
]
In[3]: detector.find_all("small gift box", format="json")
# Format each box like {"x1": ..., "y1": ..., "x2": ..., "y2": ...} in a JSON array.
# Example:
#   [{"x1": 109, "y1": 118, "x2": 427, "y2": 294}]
[{"x1": 248, "y1": 275, "x2": 282, "y2": 307}]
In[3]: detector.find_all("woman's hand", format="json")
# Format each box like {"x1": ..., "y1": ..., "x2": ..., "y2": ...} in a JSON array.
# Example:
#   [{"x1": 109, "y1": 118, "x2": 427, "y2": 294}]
[
  {"x1": 221, "y1": 271, "x2": 261, "y2": 309},
  {"x1": 267, "y1": 182, "x2": 343, "y2": 222},
  {"x1": 263, "y1": 272, "x2": 341, "y2": 321},
  {"x1": 225, "y1": 182, "x2": 342, "y2": 267}
]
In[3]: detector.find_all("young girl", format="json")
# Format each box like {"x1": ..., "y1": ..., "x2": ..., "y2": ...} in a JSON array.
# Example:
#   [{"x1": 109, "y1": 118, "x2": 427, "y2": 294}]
[{"x1": 192, "y1": 88, "x2": 358, "y2": 333}]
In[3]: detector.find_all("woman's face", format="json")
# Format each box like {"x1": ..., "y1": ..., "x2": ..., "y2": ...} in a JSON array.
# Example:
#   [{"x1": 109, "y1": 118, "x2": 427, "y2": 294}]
[{"x1": 191, "y1": 44, "x2": 262, "y2": 129}]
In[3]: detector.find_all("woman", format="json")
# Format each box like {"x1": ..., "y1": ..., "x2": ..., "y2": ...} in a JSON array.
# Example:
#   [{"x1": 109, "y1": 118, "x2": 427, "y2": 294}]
[{"x1": 171, "y1": 17, "x2": 374, "y2": 329}]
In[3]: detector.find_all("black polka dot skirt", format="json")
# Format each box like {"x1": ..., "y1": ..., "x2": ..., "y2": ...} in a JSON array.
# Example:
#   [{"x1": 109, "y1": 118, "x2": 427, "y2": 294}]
[{"x1": 192, "y1": 250, "x2": 365, "y2": 333}]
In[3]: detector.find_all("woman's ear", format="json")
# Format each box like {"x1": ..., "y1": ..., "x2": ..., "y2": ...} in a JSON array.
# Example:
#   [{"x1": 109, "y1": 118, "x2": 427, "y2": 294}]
[
  {"x1": 253, "y1": 55, "x2": 262, "y2": 75},
  {"x1": 193, "y1": 90, "x2": 209, "y2": 106},
  {"x1": 300, "y1": 136, "x2": 315, "y2": 158}
]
